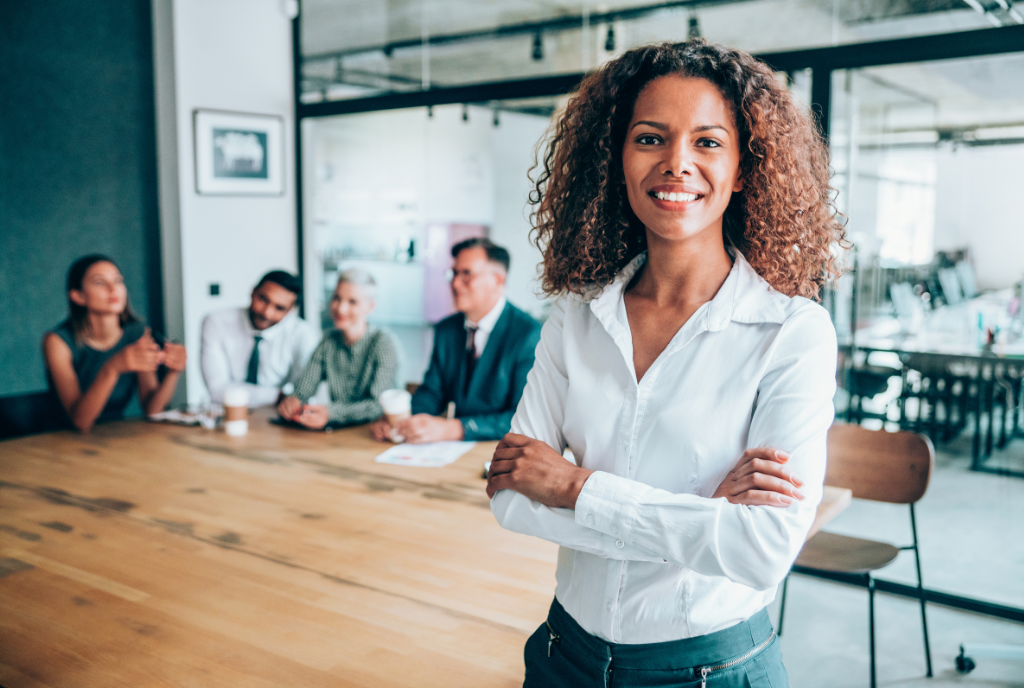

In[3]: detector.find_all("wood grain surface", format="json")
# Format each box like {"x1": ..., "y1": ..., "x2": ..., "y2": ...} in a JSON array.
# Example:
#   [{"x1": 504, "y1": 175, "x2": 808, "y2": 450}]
[
  {"x1": 0, "y1": 412, "x2": 850, "y2": 687},
  {"x1": 0, "y1": 411, "x2": 556, "y2": 688}
]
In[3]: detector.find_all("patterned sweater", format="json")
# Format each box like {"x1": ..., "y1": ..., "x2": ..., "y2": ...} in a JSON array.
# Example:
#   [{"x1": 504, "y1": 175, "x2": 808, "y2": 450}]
[{"x1": 293, "y1": 326, "x2": 401, "y2": 424}]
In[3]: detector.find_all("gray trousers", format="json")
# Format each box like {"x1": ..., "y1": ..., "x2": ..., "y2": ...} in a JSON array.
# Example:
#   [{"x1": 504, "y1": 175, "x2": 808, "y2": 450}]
[{"x1": 524, "y1": 598, "x2": 788, "y2": 688}]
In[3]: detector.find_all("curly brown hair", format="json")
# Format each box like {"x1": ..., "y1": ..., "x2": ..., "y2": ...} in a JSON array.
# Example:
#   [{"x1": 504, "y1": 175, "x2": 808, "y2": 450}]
[{"x1": 530, "y1": 40, "x2": 847, "y2": 300}]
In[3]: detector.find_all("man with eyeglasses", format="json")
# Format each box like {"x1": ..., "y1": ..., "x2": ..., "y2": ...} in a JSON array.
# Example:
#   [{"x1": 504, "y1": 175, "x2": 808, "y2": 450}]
[{"x1": 370, "y1": 237, "x2": 541, "y2": 443}]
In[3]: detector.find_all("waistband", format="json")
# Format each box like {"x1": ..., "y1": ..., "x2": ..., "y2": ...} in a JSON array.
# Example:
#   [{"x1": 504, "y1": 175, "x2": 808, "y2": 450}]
[{"x1": 546, "y1": 597, "x2": 774, "y2": 672}]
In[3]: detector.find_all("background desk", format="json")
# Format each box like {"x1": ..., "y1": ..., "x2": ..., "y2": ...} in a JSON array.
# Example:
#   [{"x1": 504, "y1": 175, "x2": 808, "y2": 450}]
[{"x1": 0, "y1": 413, "x2": 848, "y2": 687}]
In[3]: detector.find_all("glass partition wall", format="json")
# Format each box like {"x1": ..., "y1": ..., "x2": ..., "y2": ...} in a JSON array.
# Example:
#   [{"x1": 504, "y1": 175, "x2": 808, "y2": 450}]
[
  {"x1": 298, "y1": 0, "x2": 1005, "y2": 105},
  {"x1": 297, "y1": 14, "x2": 1024, "y2": 617},
  {"x1": 830, "y1": 51, "x2": 1024, "y2": 338},
  {"x1": 301, "y1": 100, "x2": 555, "y2": 385}
]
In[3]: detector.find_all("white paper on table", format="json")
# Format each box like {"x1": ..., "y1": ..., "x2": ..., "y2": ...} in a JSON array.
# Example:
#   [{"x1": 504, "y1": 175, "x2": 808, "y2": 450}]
[
  {"x1": 374, "y1": 441, "x2": 476, "y2": 468},
  {"x1": 147, "y1": 409, "x2": 200, "y2": 425}
]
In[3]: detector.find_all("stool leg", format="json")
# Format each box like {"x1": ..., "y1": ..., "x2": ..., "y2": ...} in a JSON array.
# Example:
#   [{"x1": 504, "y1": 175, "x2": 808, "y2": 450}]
[{"x1": 868, "y1": 575, "x2": 877, "y2": 688}]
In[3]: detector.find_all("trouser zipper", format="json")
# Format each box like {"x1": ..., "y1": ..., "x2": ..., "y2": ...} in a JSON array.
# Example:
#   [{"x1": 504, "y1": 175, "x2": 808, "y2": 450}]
[
  {"x1": 546, "y1": 620, "x2": 561, "y2": 657},
  {"x1": 699, "y1": 630, "x2": 775, "y2": 687}
]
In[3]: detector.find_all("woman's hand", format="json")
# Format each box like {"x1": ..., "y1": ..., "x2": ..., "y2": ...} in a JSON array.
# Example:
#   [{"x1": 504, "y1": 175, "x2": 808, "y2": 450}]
[
  {"x1": 713, "y1": 448, "x2": 804, "y2": 507},
  {"x1": 162, "y1": 342, "x2": 187, "y2": 371},
  {"x1": 277, "y1": 395, "x2": 302, "y2": 421},
  {"x1": 486, "y1": 433, "x2": 594, "y2": 508},
  {"x1": 295, "y1": 404, "x2": 329, "y2": 429},
  {"x1": 112, "y1": 330, "x2": 164, "y2": 373}
]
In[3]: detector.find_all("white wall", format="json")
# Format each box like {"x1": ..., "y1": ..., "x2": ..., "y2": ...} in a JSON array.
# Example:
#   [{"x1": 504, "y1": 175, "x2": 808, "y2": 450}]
[
  {"x1": 844, "y1": 144, "x2": 1024, "y2": 291},
  {"x1": 934, "y1": 144, "x2": 1024, "y2": 290},
  {"x1": 491, "y1": 111, "x2": 551, "y2": 319},
  {"x1": 153, "y1": 0, "x2": 299, "y2": 404}
]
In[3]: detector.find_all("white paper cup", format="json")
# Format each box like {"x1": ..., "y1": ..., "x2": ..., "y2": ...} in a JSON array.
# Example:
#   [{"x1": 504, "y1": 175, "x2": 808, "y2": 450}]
[
  {"x1": 224, "y1": 419, "x2": 249, "y2": 436},
  {"x1": 223, "y1": 385, "x2": 250, "y2": 436},
  {"x1": 379, "y1": 389, "x2": 412, "y2": 427}
]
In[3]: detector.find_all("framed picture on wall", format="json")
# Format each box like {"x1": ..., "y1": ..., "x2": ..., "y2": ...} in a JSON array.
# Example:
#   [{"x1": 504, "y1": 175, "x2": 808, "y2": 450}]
[{"x1": 193, "y1": 109, "x2": 284, "y2": 195}]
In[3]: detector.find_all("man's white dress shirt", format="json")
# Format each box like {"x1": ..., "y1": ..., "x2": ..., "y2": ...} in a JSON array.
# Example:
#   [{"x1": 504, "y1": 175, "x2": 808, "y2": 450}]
[
  {"x1": 201, "y1": 308, "x2": 320, "y2": 407},
  {"x1": 466, "y1": 295, "x2": 507, "y2": 357},
  {"x1": 491, "y1": 250, "x2": 837, "y2": 644}
]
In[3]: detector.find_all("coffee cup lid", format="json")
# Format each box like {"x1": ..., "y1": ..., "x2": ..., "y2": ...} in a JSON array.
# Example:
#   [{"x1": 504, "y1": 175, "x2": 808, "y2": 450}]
[
  {"x1": 379, "y1": 389, "x2": 411, "y2": 412},
  {"x1": 223, "y1": 385, "x2": 250, "y2": 407}
]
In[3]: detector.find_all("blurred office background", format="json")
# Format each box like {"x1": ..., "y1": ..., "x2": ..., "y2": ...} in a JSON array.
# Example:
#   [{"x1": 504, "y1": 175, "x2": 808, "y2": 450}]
[
  {"x1": 6, "y1": 0, "x2": 1024, "y2": 404},
  {"x1": 3, "y1": 1, "x2": 1024, "y2": 682}
]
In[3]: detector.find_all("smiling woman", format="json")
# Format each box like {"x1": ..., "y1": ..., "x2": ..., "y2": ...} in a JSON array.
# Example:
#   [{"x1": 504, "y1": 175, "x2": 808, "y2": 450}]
[
  {"x1": 531, "y1": 40, "x2": 846, "y2": 300},
  {"x1": 487, "y1": 40, "x2": 848, "y2": 688}
]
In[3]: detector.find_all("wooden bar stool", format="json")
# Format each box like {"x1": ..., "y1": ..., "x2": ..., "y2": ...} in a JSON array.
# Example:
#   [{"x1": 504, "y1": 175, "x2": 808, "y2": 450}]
[{"x1": 777, "y1": 423, "x2": 935, "y2": 688}]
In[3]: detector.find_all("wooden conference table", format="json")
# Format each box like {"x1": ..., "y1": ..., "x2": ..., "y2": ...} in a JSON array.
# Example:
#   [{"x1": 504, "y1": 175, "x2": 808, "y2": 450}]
[
  {"x1": 848, "y1": 291, "x2": 1024, "y2": 474},
  {"x1": 0, "y1": 411, "x2": 850, "y2": 687}
]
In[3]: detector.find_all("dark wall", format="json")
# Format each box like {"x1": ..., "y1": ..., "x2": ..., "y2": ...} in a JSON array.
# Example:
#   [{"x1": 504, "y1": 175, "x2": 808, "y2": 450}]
[{"x1": 0, "y1": 1, "x2": 163, "y2": 396}]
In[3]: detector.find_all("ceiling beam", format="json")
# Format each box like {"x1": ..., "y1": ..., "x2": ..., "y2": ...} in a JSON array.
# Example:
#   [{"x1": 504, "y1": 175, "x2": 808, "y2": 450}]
[
  {"x1": 302, "y1": 0, "x2": 757, "y2": 63},
  {"x1": 299, "y1": 24, "x2": 1024, "y2": 119}
]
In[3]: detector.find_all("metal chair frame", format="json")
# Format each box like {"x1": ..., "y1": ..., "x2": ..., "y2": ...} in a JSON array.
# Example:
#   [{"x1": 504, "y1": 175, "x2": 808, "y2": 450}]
[{"x1": 776, "y1": 424, "x2": 934, "y2": 688}]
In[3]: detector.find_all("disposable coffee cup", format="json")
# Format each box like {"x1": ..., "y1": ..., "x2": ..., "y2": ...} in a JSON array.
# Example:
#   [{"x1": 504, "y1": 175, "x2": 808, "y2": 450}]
[
  {"x1": 379, "y1": 389, "x2": 411, "y2": 426},
  {"x1": 223, "y1": 385, "x2": 250, "y2": 437},
  {"x1": 379, "y1": 389, "x2": 412, "y2": 441}
]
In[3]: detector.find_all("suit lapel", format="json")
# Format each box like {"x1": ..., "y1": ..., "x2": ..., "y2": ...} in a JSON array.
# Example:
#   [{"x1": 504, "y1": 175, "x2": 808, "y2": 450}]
[{"x1": 465, "y1": 302, "x2": 511, "y2": 400}]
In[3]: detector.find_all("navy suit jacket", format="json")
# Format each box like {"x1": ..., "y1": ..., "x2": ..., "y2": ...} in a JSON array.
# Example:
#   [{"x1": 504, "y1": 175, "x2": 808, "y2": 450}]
[{"x1": 412, "y1": 301, "x2": 542, "y2": 441}]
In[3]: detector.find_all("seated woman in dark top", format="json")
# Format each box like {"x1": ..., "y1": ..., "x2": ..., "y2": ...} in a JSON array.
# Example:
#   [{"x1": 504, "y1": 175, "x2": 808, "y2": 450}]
[{"x1": 43, "y1": 254, "x2": 186, "y2": 432}]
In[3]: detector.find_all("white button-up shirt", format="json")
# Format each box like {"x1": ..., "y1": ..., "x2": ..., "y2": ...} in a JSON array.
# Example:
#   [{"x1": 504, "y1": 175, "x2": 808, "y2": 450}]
[
  {"x1": 465, "y1": 295, "x2": 507, "y2": 358},
  {"x1": 491, "y1": 250, "x2": 836, "y2": 644},
  {"x1": 200, "y1": 307, "x2": 320, "y2": 407}
]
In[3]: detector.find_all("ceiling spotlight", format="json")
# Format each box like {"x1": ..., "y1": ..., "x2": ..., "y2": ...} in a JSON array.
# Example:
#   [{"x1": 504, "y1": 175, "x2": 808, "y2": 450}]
[
  {"x1": 605, "y1": 26, "x2": 616, "y2": 52},
  {"x1": 462, "y1": 104, "x2": 469, "y2": 122},
  {"x1": 688, "y1": 14, "x2": 701, "y2": 40},
  {"x1": 532, "y1": 32, "x2": 544, "y2": 61}
]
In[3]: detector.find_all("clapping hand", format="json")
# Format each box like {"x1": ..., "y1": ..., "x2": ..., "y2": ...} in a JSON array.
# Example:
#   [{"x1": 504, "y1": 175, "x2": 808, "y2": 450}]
[
  {"x1": 115, "y1": 329, "x2": 164, "y2": 373},
  {"x1": 162, "y1": 342, "x2": 187, "y2": 371}
]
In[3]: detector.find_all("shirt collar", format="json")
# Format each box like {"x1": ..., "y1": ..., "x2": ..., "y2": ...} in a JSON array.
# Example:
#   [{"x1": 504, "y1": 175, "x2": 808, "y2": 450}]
[
  {"x1": 243, "y1": 307, "x2": 294, "y2": 340},
  {"x1": 330, "y1": 323, "x2": 376, "y2": 348},
  {"x1": 587, "y1": 248, "x2": 787, "y2": 337},
  {"x1": 467, "y1": 295, "x2": 506, "y2": 333}
]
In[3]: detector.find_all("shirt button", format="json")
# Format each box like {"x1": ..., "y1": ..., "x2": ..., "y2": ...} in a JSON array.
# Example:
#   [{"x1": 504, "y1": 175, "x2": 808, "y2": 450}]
[
  {"x1": 606, "y1": 601, "x2": 613, "y2": 611},
  {"x1": 586, "y1": 514, "x2": 595, "y2": 526},
  {"x1": 615, "y1": 539, "x2": 625, "y2": 549}
]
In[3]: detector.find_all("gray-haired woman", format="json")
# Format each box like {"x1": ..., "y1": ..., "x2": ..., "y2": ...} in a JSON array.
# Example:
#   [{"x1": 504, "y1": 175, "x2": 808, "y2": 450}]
[{"x1": 277, "y1": 269, "x2": 401, "y2": 429}]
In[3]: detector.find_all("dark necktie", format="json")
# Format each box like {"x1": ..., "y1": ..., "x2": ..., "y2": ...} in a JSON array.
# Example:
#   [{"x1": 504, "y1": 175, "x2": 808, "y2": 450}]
[
  {"x1": 463, "y1": 325, "x2": 478, "y2": 394},
  {"x1": 245, "y1": 335, "x2": 263, "y2": 385}
]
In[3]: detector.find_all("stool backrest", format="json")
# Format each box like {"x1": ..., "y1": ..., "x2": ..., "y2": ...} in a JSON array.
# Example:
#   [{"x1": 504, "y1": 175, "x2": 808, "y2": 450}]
[{"x1": 825, "y1": 423, "x2": 934, "y2": 504}]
